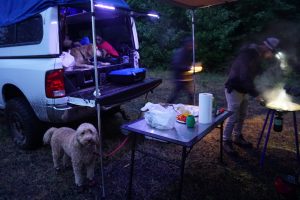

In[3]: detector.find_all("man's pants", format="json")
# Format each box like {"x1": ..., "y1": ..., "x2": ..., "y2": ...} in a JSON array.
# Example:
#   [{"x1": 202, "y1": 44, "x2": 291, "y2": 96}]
[{"x1": 223, "y1": 89, "x2": 249, "y2": 141}]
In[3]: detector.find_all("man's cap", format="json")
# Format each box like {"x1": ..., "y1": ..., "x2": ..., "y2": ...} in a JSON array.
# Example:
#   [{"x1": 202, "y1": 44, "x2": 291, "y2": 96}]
[{"x1": 263, "y1": 37, "x2": 280, "y2": 52}]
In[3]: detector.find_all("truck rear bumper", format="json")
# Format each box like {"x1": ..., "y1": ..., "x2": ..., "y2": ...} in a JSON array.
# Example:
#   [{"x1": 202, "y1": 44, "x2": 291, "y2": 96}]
[{"x1": 46, "y1": 104, "x2": 96, "y2": 123}]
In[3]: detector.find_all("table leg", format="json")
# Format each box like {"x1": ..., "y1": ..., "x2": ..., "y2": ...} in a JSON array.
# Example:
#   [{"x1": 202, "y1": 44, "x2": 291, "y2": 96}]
[
  {"x1": 257, "y1": 109, "x2": 271, "y2": 149},
  {"x1": 292, "y1": 112, "x2": 300, "y2": 161},
  {"x1": 260, "y1": 110, "x2": 275, "y2": 168},
  {"x1": 178, "y1": 147, "x2": 187, "y2": 200},
  {"x1": 127, "y1": 134, "x2": 137, "y2": 200},
  {"x1": 220, "y1": 122, "x2": 224, "y2": 163}
]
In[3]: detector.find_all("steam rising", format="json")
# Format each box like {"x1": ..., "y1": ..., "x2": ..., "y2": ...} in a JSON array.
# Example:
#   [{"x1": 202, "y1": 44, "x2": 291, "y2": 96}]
[
  {"x1": 275, "y1": 52, "x2": 288, "y2": 70},
  {"x1": 255, "y1": 53, "x2": 300, "y2": 111},
  {"x1": 262, "y1": 84, "x2": 300, "y2": 111}
]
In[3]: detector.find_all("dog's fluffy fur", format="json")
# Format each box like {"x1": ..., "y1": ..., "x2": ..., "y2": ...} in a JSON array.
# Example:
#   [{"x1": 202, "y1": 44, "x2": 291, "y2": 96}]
[
  {"x1": 70, "y1": 44, "x2": 106, "y2": 69},
  {"x1": 43, "y1": 123, "x2": 99, "y2": 186}
]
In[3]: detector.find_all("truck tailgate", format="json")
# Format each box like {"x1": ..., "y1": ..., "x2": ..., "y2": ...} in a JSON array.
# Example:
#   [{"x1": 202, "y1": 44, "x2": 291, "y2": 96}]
[{"x1": 67, "y1": 78, "x2": 162, "y2": 107}]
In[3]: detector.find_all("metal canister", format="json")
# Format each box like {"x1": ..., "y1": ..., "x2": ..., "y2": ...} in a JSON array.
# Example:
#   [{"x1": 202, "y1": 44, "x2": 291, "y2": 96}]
[{"x1": 273, "y1": 112, "x2": 283, "y2": 132}]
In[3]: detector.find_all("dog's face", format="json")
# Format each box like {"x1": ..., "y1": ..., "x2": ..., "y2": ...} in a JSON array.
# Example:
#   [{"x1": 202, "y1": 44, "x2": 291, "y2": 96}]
[
  {"x1": 70, "y1": 44, "x2": 106, "y2": 64},
  {"x1": 83, "y1": 44, "x2": 104, "y2": 58},
  {"x1": 81, "y1": 44, "x2": 94, "y2": 59},
  {"x1": 75, "y1": 123, "x2": 98, "y2": 146}
]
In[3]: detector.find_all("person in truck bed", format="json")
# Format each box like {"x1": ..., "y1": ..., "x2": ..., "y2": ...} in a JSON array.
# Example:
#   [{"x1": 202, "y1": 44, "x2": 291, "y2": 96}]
[{"x1": 96, "y1": 35, "x2": 119, "y2": 58}]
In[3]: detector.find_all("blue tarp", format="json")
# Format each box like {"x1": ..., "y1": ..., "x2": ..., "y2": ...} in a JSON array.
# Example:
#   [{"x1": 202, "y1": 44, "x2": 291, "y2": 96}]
[{"x1": 0, "y1": 0, "x2": 130, "y2": 26}]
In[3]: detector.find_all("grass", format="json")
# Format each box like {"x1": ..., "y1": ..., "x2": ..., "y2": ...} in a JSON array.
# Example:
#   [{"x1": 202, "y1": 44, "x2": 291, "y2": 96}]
[{"x1": 0, "y1": 69, "x2": 299, "y2": 200}]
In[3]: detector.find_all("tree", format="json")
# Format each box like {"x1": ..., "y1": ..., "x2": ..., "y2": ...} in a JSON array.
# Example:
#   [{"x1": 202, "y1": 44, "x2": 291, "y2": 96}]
[
  {"x1": 128, "y1": 0, "x2": 189, "y2": 69},
  {"x1": 127, "y1": 0, "x2": 300, "y2": 71}
]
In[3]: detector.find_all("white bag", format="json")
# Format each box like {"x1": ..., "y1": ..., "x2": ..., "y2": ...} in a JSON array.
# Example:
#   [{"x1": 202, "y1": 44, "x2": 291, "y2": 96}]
[
  {"x1": 60, "y1": 51, "x2": 75, "y2": 69},
  {"x1": 144, "y1": 106, "x2": 176, "y2": 130}
]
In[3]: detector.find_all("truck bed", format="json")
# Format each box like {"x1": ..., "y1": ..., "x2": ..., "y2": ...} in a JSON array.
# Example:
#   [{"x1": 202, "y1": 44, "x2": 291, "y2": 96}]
[{"x1": 64, "y1": 63, "x2": 162, "y2": 106}]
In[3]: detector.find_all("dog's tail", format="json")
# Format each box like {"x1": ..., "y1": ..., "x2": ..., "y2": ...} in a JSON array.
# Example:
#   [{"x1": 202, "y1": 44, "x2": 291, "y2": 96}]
[{"x1": 43, "y1": 127, "x2": 57, "y2": 144}]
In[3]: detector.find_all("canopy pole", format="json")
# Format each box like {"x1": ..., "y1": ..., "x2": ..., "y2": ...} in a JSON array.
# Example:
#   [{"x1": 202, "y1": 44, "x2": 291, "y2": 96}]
[
  {"x1": 90, "y1": 0, "x2": 105, "y2": 198},
  {"x1": 191, "y1": 9, "x2": 196, "y2": 106}
]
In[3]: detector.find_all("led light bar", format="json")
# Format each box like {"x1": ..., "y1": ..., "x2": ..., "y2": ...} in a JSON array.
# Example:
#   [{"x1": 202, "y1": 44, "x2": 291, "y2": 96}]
[
  {"x1": 147, "y1": 13, "x2": 159, "y2": 19},
  {"x1": 95, "y1": 4, "x2": 115, "y2": 10}
]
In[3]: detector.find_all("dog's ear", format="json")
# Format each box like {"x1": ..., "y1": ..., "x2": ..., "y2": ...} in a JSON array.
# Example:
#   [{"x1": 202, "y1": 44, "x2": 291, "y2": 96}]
[
  {"x1": 87, "y1": 44, "x2": 94, "y2": 58},
  {"x1": 74, "y1": 129, "x2": 83, "y2": 147},
  {"x1": 85, "y1": 123, "x2": 100, "y2": 146}
]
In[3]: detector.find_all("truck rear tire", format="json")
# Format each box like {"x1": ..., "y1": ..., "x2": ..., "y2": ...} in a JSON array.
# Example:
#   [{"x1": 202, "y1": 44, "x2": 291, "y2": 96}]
[{"x1": 5, "y1": 97, "x2": 42, "y2": 149}]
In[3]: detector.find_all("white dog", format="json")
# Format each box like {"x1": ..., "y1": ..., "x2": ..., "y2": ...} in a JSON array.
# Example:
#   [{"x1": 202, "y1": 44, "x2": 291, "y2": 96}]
[{"x1": 43, "y1": 123, "x2": 99, "y2": 187}]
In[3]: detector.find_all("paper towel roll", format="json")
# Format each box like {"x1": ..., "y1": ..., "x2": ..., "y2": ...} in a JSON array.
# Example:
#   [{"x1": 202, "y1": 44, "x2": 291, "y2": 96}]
[{"x1": 198, "y1": 93, "x2": 213, "y2": 124}]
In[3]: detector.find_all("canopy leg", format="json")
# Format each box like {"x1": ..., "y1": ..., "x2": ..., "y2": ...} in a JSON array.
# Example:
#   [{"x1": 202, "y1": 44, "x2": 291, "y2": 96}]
[
  {"x1": 191, "y1": 9, "x2": 196, "y2": 106},
  {"x1": 90, "y1": 0, "x2": 105, "y2": 198}
]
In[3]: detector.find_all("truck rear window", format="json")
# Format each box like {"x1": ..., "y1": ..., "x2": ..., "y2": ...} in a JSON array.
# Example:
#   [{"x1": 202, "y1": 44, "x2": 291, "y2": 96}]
[{"x1": 0, "y1": 15, "x2": 43, "y2": 47}]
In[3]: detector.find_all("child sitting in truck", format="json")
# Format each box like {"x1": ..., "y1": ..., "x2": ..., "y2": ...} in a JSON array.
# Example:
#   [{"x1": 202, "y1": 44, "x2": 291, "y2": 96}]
[{"x1": 96, "y1": 35, "x2": 119, "y2": 58}]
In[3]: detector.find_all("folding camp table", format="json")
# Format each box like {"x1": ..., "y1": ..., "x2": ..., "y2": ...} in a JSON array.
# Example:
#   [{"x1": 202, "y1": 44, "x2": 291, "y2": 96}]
[{"x1": 122, "y1": 110, "x2": 232, "y2": 200}]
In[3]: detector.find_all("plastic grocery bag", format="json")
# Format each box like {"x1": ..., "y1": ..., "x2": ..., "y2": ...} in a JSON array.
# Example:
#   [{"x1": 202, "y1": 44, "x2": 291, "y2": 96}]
[
  {"x1": 142, "y1": 102, "x2": 176, "y2": 130},
  {"x1": 60, "y1": 51, "x2": 75, "y2": 69}
]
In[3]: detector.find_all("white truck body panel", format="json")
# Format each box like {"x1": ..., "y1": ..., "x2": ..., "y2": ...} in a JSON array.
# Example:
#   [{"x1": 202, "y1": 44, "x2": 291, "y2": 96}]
[
  {"x1": 0, "y1": 6, "x2": 145, "y2": 123},
  {"x1": 0, "y1": 58, "x2": 65, "y2": 120},
  {"x1": 0, "y1": 7, "x2": 60, "y2": 56}
]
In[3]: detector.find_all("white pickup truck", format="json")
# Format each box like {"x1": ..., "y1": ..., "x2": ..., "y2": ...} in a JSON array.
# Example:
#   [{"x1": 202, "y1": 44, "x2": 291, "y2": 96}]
[{"x1": 0, "y1": 1, "x2": 161, "y2": 149}]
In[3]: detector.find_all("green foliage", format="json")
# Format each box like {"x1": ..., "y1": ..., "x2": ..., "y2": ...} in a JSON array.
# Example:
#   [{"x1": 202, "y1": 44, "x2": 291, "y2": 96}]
[
  {"x1": 128, "y1": 0, "x2": 189, "y2": 69},
  {"x1": 127, "y1": 0, "x2": 300, "y2": 71},
  {"x1": 194, "y1": 7, "x2": 239, "y2": 71}
]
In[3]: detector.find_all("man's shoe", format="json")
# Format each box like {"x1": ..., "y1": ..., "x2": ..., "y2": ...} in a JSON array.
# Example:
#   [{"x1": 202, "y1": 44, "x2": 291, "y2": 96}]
[
  {"x1": 223, "y1": 141, "x2": 238, "y2": 156},
  {"x1": 233, "y1": 135, "x2": 252, "y2": 148}
]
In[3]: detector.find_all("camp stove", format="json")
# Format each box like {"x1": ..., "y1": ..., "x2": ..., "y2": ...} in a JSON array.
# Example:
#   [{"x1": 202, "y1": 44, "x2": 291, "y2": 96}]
[{"x1": 257, "y1": 93, "x2": 300, "y2": 167}]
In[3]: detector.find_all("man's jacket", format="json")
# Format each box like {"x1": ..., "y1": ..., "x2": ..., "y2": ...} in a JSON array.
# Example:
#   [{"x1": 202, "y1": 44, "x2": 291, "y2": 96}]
[{"x1": 225, "y1": 44, "x2": 263, "y2": 97}]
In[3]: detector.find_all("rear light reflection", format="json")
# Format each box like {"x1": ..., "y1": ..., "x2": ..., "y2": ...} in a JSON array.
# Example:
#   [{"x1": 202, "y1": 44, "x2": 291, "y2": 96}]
[{"x1": 45, "y1": 69, "x2": 66, "y2": 98}]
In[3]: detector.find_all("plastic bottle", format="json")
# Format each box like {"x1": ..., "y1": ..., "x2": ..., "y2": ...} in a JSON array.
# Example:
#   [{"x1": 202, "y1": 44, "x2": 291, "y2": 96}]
[
  {"x1": 273, "y1": 112, "x2": 283, "y2": 132},
  {"x1": 212, "y1": 97, "x2": 217, "y2": 116}
]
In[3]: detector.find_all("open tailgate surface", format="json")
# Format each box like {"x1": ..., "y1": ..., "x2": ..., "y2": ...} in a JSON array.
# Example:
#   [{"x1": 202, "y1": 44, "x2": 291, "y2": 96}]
[{"x1": 67, "y1": 78, "x2": 162, "y2": 106}]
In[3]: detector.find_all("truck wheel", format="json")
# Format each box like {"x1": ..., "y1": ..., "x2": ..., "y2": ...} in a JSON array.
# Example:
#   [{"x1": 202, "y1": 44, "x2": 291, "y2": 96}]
[{"x1": 5, "y1": 97, "x2": 42, "y2": 149}]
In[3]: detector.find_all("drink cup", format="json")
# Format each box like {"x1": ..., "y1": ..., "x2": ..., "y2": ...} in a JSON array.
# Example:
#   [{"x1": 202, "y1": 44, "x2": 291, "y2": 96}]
[{"x1": 186, "y1": 115, "x2": 195, "y2": 128}]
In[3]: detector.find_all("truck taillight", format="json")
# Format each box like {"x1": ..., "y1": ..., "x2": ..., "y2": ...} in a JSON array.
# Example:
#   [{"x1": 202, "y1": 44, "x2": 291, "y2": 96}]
[{"x1": 45, "y1": 69, "x2": 66, "y2": 98}]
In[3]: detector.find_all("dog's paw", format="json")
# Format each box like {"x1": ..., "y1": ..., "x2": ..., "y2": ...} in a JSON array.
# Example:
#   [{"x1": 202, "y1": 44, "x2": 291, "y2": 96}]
[
  {"x1": 85, "y1": 64, "x2": 94, "y2": 69},
  {"x1": 99, "y1": 62, "x2": 110, "y2": 66}
]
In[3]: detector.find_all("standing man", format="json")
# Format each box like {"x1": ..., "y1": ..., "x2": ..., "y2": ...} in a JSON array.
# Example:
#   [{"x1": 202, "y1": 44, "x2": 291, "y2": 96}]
[
  {"x1": 223, "y1": 37, "x2": 280, "y2": 155},
  {"x1": 167, "y1": 36, "x2": 194, "y2": 105}
]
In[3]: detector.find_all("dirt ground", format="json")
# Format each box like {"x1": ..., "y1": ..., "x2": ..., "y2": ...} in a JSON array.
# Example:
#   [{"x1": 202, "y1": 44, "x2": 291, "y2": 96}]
[{"x1": 0, "y1": 71, "x2": 299, "y2": 200}]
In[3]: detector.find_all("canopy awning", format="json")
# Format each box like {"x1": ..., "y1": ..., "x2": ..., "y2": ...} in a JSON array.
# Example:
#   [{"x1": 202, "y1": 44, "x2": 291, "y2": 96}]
[
  {"x1": 161, "y1": 0, "x2": 237, "y2": 9},
  {"x1": 0, "y1": 0, "x2": 130, "y2": 26}
]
